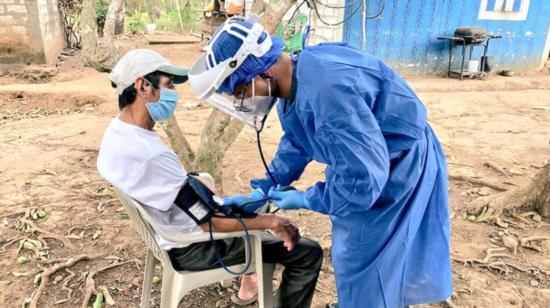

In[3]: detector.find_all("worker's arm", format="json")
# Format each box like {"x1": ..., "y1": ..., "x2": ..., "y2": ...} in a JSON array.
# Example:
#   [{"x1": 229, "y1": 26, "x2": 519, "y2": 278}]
[
  {"x1": 252, "y1": 130, "x2": 312, "y2": 194},
  {"x1": 198, "y1": 214, "x2": 300, "y2": 251},
  {"x1": 192, "y1": 175, "x2": 300, "y2": 251},
  {"x1": 303, "y1": 109, "x2": 389, "y2": 216}
]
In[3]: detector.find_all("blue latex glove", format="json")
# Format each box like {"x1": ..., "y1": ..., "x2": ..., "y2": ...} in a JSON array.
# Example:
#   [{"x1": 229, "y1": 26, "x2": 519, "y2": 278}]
[
  {"x1": 223, "y1": 189, "x2": 268, "y2": 213},
  {"x1": 251, "y1": 178, "x2": 275, "y2": 195},
  {"x1": 268, "y1": 186, "x2": 309, "y2": 210}
]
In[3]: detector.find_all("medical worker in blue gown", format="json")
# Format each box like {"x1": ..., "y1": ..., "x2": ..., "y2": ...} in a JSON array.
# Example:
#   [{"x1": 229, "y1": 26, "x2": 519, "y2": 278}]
[{"x1": 188, "y1": 16, "x2": 452, "y2": 308}]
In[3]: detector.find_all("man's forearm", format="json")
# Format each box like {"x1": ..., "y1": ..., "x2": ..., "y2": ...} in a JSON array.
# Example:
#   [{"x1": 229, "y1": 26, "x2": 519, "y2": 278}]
[{"x1": 199, "y1": 214, "x2": 278, "y2": 232}]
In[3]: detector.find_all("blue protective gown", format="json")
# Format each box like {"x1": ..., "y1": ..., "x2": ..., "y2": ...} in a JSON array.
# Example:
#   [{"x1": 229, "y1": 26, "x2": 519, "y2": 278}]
[{"x1": 253, "y1": 43, "x2": 452, "y2": 307}]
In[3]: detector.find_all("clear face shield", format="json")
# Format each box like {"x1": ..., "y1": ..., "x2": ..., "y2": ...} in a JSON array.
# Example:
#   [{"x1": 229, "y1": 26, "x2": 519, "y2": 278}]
[
  {"x1": 232, "y1": 77, "x2": 277, "y2": 131},
  {"x1": 188, "y1": 15, "x2": 277, "y2": 131},
  {"x1": 202, "y1": 90, "x2": 276, "y2": 132}
]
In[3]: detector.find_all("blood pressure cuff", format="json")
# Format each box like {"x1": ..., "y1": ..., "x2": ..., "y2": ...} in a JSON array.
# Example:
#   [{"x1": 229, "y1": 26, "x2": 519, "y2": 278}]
[{"x1": 173, "y1": 173, "x2": 222, "y2": 225}]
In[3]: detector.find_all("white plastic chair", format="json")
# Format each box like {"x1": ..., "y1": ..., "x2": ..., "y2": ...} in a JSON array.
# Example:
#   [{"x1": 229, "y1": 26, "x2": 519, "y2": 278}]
[{"x1": 113, "y1": 187, "x2": 274, "y2": 308}]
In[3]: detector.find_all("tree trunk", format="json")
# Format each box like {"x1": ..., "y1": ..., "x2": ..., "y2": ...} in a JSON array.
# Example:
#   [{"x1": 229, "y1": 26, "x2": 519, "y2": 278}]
[
  {"x1": 161, "y1": 116, "x2": 195, "y2": 170},
  {"x1": 84, "y1": 0, "x2": 123, "y2": 72},
  {"x1": 153, "y1": 0, "x2": 162, "y2": 19},
  {"x1": 81, "y1": 0, "x2": 97, "y2": 60},
  {"x1": 468, "y1": 160, "x2": 550, "y2": 219},
  {"x1": 193, "y1": 111, "x2": 245, "y2": 192},
  {"x1": 162, "y1": 0, "x2": 297, "y2": 192},
  {"x1": 115, "y1": 3, "x2": 125, "y2": 35}
]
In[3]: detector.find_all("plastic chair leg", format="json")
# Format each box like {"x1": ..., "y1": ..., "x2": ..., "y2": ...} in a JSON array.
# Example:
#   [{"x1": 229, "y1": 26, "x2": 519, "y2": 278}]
[
  {"x1": 219, "y1": 278, "x2": 233, "y2": 288},
  {"x1": 252, "y1": 234, "x2": 274, "y2": 308},
  {"x1": 160, "y1": 269, "x2": 197, "y2": 308},
  {"x1": 260, "y1": 263, "x2": 275, "y2": 308},
  {"x1": 141, "y1": 250, "x2": 156, "y2": 308}
]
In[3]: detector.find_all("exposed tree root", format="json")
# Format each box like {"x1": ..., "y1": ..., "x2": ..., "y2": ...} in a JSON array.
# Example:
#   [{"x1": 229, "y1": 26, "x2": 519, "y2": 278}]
[
  {"x1": 29, "y1": 253, "x2": 103, "y2": 308},
  {"x1": 0, "y1": 236, "x2": 24, "y2": 253},
  {"x1": 99, "y1": 286, "x2": 115, "y2": 305},
  {"x1": 445, "y1": 298, "x2": 458, "y2": 308},
  {"x1": 467, "y1": 161, "x2": 550, "y2": 220},
  {"x1": 19, "y1": 218, "x2": 74, "y2": 249},
  {"x1": 449, "y1": 174, "x2": 509, "y2": 192},
  {"x1": 519, "y1": 236, "x2": 550, "y2": 246},
  {"x1": 81, "y1": 259, "x2": 140, "y2": 308},
  {"x1": 483, "y1": 161, "x2": 511, "y2": 177},
  {"x1": 453, "y1": 247, "x2": 550, "y2": 277},
  {"x1": 499, "y1": 230, "x2": 550, "y2": 255},
  {"x1": 54, "y1": 268, "x2": 76, "y2": 305},
  {"x1": 67, "y1": 224, "x2": 98, "y2": 240},
  {"x1": 512, "y1": 214, "x2": 537, "y2": 227},
  {"x1": 0, "y1": 210, "x2": 26, "y2": 219},
  {"x1": 96, "y1": 199, "x2": 118, "y2": 213},
  {"x1": 505, "y1": 262, "x2": 550, "y2": 277},
  {"x1": 453, "y1": 247, "x2": 512, "y2": 266}
]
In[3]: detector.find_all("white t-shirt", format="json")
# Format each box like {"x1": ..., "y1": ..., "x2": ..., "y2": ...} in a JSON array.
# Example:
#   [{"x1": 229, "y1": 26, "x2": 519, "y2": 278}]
[{"x1": 97, "y1": 117, "x2": 203, "y2": 250}]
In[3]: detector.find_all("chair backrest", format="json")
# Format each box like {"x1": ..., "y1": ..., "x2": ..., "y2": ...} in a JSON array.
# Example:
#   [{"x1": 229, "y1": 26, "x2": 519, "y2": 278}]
[{"x1": 113, "y1": 187, "x2": 171, "y2": 267}]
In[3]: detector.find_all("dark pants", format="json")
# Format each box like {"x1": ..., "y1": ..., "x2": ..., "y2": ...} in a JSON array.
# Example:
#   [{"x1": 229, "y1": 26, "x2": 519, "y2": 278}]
[{"x1": 168, "y1": 233, "x2": 323, "y2": 308}]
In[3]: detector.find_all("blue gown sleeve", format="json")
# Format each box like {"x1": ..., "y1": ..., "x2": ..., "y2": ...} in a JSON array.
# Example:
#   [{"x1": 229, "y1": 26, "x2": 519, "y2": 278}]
[
  {"x1": 251, "y1": 130, "x2": 311, "y2": 194},
  {"x1": 303, "y1": 108, "x2": 390, "y2": 216}
]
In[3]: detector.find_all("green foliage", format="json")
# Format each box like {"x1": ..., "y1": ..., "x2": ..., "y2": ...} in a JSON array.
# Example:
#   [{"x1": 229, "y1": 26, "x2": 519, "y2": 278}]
[
  {"x1": 155, "y1": 6, "x2": 181, "y2": 32},
  {"x1": 58, "y1": 0, "x2": 83, "y2": 48},
  {"x1": 125, "y1": 0, "x2": 201, "y2": 33},
  {"x1": 96, "y1": 0, "x2": 109, "y2": 22},
  {"x1": 125, "y1": 10, "x2": 152, "y2": 34},
  {"x1": 96, "y1": 0, "x2": 109, "y2": 35},
  {"x1": 180, "y1": 1, "x2": 201, "y2": 30}
]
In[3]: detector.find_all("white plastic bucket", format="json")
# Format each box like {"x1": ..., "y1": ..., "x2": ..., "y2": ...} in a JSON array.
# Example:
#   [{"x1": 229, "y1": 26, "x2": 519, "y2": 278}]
[
  {"x1": 145, "y1": 24, "x2": 156, "y2": 35},
  {"x1": 468, "y1": 60, "x2": 479, "y2": 73}
]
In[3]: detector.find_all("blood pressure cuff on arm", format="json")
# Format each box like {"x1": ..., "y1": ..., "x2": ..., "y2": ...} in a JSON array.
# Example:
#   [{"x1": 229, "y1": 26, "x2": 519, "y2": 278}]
[{"x1": 173, "y1": 173, "x2": 222, "y2": 225}]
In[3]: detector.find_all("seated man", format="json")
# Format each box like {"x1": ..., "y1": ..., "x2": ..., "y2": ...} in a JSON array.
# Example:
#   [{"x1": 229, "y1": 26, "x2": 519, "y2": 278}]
[{"x1": 96, "y1": 49, "x2": 322, "y2": 308}]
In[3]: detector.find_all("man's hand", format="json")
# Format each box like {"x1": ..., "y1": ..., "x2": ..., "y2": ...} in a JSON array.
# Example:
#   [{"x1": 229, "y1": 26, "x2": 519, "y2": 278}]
[{"x1": 270, "y1": 216, "x2": 301, "y2": 251}]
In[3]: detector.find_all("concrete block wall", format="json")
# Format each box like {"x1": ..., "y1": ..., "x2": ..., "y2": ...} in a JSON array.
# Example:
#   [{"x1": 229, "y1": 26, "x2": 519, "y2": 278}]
[
  {"x1": 0, "y1": 0, "x2": 63, "y2": 65},
  {"x1": 308, "y1": 0, "x2": 344, "y2": 44},
  {"x1": 37, "y1": 0, "x2": 63, "y2": 64},
  {"x1": 276, "y1": 0, "x2": 344, "y2": 45}
]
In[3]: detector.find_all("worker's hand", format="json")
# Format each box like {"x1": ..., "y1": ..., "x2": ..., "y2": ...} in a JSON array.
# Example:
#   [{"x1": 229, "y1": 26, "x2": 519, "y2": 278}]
[
  {"x1": 250, "y1": 178, "x2": 275, "y2": 195},
  {"x1": 223, "y1": 189, "x2": 267, "y2": 213},
  {"x1": 271, "y1": 216, "x2": 300, "y2": 251},
  {"x1": 268, "y1": 186, "x2": 309, "y2": 210}
]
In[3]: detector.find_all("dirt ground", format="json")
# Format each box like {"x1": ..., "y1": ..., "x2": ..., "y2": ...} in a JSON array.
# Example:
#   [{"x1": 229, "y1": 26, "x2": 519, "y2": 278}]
[{"x1": 0, "y1": 37, "x2": 549, "y2": 308}]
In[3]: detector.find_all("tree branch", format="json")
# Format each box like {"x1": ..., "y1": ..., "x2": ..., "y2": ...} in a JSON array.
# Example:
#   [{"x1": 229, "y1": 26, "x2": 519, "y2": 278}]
[
  {"x1": 219, "y1": 118, "x2": 245, "y2": 154},
  {"x1": 160, "y1": 116, "x2": 195, "y2": 169}
]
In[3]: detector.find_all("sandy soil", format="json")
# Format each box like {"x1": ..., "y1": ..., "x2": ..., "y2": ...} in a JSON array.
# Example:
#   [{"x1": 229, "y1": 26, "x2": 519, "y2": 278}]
[{"x1": 0, "y1": 37, "x2": 549, "y2": 308}]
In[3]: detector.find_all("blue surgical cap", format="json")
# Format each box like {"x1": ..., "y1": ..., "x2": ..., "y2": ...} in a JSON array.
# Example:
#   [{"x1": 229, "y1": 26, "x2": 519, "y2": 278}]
[{"x1": 210, "y1": 20, "x2": 283, "y2": 94}]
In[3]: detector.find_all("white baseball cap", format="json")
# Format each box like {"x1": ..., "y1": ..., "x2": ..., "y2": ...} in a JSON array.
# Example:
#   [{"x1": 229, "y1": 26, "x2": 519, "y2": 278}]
[{"x1": 109, "y1": 49, "x2": 189, "y2": 94}]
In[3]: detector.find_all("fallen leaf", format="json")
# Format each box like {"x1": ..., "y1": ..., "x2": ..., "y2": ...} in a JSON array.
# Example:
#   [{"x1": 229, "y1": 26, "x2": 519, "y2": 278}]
[
  {"x1": 17, "y1": 256, "x2": 29, "y2": 264},
  {"x1": 37, "y1": 210, "x2": 47, "y2": 219},
  {"x1": 152, "y1": 276, "x2": 161, "y2": 286},
  {"x1": 93, "y1": 292, "x2": 104, "y2": 308}
]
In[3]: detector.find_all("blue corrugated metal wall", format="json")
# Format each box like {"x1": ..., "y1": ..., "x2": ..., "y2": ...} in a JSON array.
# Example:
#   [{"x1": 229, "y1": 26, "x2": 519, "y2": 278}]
[{"x1": 342, "y1": 0, "x2": 550, "y2": 74}]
